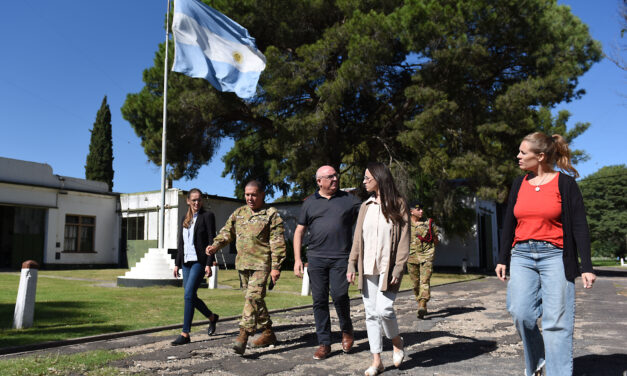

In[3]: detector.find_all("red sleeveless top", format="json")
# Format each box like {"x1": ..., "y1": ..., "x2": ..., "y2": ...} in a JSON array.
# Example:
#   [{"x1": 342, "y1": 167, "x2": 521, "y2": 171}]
[{"x1": 513, "y1": 173, "x2": 563, "y2": 248}]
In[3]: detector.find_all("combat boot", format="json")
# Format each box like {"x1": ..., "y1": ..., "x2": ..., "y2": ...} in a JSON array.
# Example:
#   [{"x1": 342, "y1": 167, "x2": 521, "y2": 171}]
[
  {"x1": 417, "y1": 300, "x2": 428, "y2": 319},
  {"x1": 251, "y1": 327, "x2": 277, "y2": 348},
  {"x1": 233, "y1": 328, "x2": 251, "y2": 355}
]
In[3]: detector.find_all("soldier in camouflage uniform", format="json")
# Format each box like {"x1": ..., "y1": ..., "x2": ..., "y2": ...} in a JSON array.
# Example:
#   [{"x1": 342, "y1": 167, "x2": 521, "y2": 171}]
[
  {"x1": 206, "y1": 181, "x2": 286, "y2": 355},
  {"x1": 407, "y1": 201, "x2": 439, "y2": 319}
]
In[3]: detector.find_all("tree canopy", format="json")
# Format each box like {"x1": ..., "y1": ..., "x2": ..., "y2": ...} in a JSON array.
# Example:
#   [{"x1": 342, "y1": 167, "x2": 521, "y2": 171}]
[
  {"x1": 85, "y1": 96, "x2": 114, "y2": 191},
  {"x1": 579, "y1": 165, "x2": 627, "y2": 258},
  {"x1": 122, "y1": 0, "x2": 600, "y2": 234}
]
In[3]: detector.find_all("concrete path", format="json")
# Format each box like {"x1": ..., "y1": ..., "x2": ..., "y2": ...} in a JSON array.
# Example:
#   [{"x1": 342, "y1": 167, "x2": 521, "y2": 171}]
[{"x1": 2, "y1": 267, "x2": 626, "y2": 375}]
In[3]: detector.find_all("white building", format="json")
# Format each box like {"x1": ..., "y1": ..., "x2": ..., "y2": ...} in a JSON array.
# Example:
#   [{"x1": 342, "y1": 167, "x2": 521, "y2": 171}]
[
  {"x1": 0, "y1": 157, "x2": 120, "y2": 269},
  {"x1": 434, "y1": 198, "x2": 499, "y2": 271},
  {"x1": 1, "y1": 156, "x2": 499, "y2": 272},
  {"x1": 119, "y1": 189, "x2": 303, "y2": 268}
]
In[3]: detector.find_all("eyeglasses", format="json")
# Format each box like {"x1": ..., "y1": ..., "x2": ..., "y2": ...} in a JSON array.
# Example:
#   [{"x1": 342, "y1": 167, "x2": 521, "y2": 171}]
[
  {"x1": 319, "y1": 174, "x2": 338, "y2": 180},
  {"x1": 190, "y1": 199, "x2": 202, "y2": 202},
  {"x1": 363, "y1": 176, "x2": 373, "y2": 182}
]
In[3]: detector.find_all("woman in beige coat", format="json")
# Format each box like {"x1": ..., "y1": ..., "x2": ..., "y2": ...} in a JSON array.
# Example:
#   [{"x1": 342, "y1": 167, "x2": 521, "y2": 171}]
[{"x1": 347, "y1": 162, "x2": 410, "y2": 376}]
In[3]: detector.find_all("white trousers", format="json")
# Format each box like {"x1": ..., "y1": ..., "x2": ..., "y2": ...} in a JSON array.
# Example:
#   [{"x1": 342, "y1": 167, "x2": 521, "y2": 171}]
[{"x1": 362, "y1": 274, "x2": 400, "y2": 354}]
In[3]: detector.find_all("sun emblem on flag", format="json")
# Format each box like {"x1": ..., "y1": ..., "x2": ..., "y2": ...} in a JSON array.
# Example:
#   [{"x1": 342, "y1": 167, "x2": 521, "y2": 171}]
[{"x1": 233, "y1": 52, "x2": 243, "y2": 64}]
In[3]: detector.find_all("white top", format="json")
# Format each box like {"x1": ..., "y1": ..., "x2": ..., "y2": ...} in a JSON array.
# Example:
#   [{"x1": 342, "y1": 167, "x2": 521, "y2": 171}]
[
  {"x1": 183, "y1": 212, "x2": 199, "y2": 263},
  {"x1": 362, "y1": 197, "x2": 393, "y2": 276}
]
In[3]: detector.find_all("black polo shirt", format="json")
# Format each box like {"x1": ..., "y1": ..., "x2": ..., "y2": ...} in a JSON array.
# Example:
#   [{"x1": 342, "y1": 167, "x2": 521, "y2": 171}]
[{"x1": 297, "y1": 190, "x2": 362, "y2": 259}]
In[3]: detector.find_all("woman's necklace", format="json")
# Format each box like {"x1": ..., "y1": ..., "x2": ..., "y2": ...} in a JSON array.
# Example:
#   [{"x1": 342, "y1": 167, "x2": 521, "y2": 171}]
[{"x1": 533, "y1": 173, "x2": 550, "y2": 192}]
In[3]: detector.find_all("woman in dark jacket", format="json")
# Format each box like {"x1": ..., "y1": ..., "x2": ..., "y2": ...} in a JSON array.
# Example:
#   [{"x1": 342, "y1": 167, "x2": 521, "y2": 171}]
[
  {"x1": 171, "y1": 188, "x2": 219, "y2": 345},
  {"x1": 495, "y1": 132, "x2": 596, "y2": 376}
]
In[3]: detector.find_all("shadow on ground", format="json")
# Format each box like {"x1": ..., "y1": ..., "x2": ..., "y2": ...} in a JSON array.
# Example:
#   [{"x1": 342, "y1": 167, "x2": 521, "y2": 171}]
[
  {"x1": 0, "y1": 302, "x2": 125, "y2": 348},
  {"x1": 574, "y1": 353, "x2": 627, "y2": 376},
  {"x1": 593, "y1": 268, "x2": 627, "y2": 278},
  {"x1": 402, "y1": 330, "x2": 497, "y2": 369},
  {"x1": 425, "y1": 305, "x2": 487, "y2": 319}
]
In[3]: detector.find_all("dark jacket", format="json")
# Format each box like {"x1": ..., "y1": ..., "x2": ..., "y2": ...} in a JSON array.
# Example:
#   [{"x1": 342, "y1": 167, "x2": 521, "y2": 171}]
[
  {"x1": 497, "y1": 172, "x2": 594, "y2": 281},
  {"x1": 176, "y1": 208, "x2": 216, "y2": 267}
]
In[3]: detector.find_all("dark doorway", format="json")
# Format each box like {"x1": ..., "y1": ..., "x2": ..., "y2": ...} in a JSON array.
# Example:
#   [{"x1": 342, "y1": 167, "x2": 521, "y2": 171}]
[
  {"x1": 0, "y1": 205, "x2": 45, "y2": 269},
  {"x1": 477, "y1": 213, "x2": 494, "y2": 270}
]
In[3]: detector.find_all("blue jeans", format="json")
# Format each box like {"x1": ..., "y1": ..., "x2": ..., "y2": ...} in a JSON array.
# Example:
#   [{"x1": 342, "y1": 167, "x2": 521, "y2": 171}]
[
  {"x1": 507, "y1": 240, "x2": 575, "y2": 376},
  {"x1": 307, "y1": 256, "x2": 353, "y2": 345},
  {"x1": 182, "y1": 262, "x2": 213, "y2": 333}
]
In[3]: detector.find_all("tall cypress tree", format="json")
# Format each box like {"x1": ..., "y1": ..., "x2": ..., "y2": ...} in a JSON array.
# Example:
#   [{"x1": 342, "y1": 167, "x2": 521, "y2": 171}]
[{"x1": 85, "y1": 96, "x2": 114, "y2": 191}]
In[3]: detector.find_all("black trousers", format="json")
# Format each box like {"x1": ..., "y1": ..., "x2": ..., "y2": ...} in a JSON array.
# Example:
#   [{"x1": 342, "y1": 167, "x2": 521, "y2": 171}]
[{"x1": 307, "y1": 256, "x2": 353, "y2": 345}]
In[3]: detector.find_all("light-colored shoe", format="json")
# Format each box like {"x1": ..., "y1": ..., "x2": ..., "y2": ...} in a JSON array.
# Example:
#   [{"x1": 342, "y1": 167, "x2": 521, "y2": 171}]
[
  {"x1": 393, "y1": 337, "x2": 405, "y2": 368},
  {"x1": 525, "y1": 360, "x2": 545, "y2": 376},
  {"x1": 364, "y1": 364, "x2": 384, "y2": 376}
]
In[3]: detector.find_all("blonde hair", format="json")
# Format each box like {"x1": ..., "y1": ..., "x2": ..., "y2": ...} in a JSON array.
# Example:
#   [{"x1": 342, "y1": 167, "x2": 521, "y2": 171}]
[
  {"x1": 523, "y1": 132, "x2": 579, "y2": 178},
  {"x1": 183, "y1": 188, "x2": 203, "y2": 229}
]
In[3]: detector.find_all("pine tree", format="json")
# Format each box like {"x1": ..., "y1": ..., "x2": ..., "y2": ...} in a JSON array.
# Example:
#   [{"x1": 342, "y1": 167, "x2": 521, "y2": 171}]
[
  {"x1": 122, "y1": 0, "x2": 601, "y2": 235},
  {"x1": 579, "y1": 165, "x2": 627, "y2": 258},
  {"x1": 85, "y1": 96, "x2": 114, "y2": 191}
]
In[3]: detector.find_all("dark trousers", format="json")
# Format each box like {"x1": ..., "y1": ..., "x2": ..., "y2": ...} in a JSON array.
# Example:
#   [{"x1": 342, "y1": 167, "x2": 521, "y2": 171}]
[
  {"x1": 307, "y1": 256, "x2": 353, "y2": 345},
  {"x1": 182, "y1": 261, "x2": 213, "y2": 333}
]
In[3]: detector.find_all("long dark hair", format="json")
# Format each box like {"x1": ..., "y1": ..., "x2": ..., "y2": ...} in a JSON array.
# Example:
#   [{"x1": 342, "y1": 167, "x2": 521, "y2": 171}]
[
  {"x1": 366, "y1": 162, "x2": 406, "y2": 225},
  {"x1": 183, "y1": 188, "x2": 203, "y2": 229}
]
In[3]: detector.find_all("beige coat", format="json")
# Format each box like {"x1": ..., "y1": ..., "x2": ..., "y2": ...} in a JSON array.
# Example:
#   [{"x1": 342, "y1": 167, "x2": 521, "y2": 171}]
[{"x1": 347, "y1": 199, "x2": 410, "y2": 293}]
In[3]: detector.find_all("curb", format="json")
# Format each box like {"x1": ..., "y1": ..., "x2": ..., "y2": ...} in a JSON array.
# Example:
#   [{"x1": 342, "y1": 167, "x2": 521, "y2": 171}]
[{"x1": 0, "y1": 276, "x2": 483, "y2": 356}]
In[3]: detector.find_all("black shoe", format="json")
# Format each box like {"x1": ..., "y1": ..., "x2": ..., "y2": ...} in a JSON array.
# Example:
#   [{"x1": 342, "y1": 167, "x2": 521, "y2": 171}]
[
  {"x1": 171, "y1": 335, "x2": 190, "y2": 346},
  {"x1": 207, "y1": 314, "x2": 219, "y2": 336}
]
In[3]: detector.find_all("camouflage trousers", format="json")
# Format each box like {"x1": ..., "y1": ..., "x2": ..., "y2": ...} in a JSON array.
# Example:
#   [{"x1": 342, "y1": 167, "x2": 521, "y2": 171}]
[
  {"x1": 238, "y1": 269, "x2": 271, "y2": 332},
  {"x1": 407, "y1": 260, "x2": 433, "y2": 303}
]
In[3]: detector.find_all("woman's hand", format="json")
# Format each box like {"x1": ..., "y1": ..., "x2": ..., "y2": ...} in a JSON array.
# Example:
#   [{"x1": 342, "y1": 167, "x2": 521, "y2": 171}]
[
  {"x1": 205, "y1": 266, "x2": 212, "y2": 278},
  {"x1": 581, "y1": 272, "x2": 596, "y2": 289},
  {"x1": 390, "y1": 276, "x2": 400, "y2": 285},
  {"x1": 346, "y1": 272, "x2": 355, "y2": 284},
  {"x1": 173, "y1": 266, "x2": 180, "y2": 278},
  {"x1": 495, "y1": 264, "x2": 508, "y2": 281}
]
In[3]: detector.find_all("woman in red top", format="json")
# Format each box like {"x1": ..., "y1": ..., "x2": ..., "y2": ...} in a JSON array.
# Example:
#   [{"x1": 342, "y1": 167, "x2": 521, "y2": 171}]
[{"x1": 495, "y1": 132, "x2": 596, "y2": 376}]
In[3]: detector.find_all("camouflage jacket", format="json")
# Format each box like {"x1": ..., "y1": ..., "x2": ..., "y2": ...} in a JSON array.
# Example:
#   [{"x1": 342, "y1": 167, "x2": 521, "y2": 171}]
[
  {"x1": 408, "y1": 218, "x2": 439, "y2": 263},
  {"x1": 212, "y1": 205, "x2": 286, "y2": 271}
]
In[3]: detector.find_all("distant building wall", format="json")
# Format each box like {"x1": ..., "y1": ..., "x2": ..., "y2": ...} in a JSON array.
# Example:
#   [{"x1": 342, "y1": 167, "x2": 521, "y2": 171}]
[
  {"x1": 431, "y1": 198, "x2": 498, "y2": 270},
  {"x1": 0, "y1": 157, "x2": 119, "y2": 269},
  {"x1": 119, "y1": 189, "x2": 303, "y2": 268}
]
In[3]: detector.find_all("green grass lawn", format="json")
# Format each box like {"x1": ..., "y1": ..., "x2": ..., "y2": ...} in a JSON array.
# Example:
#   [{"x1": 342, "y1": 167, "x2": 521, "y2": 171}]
[
  {"x1": 0, "y1": 268, "x2": 481, "y2": 349},
  {"x1": 0, "y1": 350, "x2": 128, "y2": 376},
  {"x1": 591, "y1": 258, "x2": 624, "y2": 267}
]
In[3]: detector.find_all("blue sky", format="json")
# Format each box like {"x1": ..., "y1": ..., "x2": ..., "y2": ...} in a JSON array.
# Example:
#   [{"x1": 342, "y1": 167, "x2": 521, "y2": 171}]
[{"x1": 1, "y1": 0, "x2": 625, "y2": 199}]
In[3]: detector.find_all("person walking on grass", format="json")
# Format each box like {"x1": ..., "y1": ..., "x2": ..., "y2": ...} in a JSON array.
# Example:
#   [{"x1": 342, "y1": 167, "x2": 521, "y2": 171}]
[{"x1": 206, "y1": 180, "x2": 286, "y2": 355}]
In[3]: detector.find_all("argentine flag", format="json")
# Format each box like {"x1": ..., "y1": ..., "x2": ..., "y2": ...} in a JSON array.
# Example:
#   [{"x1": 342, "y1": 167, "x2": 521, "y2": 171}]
[{"x1": 172, "y1": 0, "x2": 266, "y2": 99}]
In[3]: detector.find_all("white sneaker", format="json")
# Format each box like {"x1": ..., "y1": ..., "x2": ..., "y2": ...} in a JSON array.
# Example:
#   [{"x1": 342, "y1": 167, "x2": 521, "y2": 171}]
[
  {"x1": 524, "y1": 360, "x2": 545, "y2": 376},
  {"x1": 364, "y1": 364, "x2": 384, "y2": 376},
  {"x1": 393, "y1": 337, "x2": 405, "y2": 368}
]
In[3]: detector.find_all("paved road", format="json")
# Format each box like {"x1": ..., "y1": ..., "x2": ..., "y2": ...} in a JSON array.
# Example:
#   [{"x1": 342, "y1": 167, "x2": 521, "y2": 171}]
[{"x1": 3, "y1": 268, "x2": 626, "y2": 375}]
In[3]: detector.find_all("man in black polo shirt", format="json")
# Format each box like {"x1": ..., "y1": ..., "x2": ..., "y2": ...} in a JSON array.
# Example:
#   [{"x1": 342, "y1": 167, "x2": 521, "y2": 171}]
[{"x1": 293, "y1": 165, "x2": 362, "y2": 360}]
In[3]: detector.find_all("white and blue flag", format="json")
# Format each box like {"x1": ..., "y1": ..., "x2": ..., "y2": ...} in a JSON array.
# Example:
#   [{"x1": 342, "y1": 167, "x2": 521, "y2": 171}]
[{"x1": 172, "y1": 0, "x2": 266, "y2": 99}]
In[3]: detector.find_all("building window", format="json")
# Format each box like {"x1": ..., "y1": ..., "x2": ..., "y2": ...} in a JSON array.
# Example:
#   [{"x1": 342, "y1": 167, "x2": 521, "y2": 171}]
[
  {"x1": 64, "y1": 215, "x2": 95, "y2": 252},
  {"x1": 122, "y1": 217, "x2": 145, "y2": 240}
]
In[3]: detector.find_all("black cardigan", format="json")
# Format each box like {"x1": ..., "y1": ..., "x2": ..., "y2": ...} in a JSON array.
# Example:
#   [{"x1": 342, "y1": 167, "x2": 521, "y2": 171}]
[
  {"x1": 175, "y1": 208, "x2": 216, "y2": 267},
  {"x1": 497, "y1": 173, "x2": 594, "y2": 281}
]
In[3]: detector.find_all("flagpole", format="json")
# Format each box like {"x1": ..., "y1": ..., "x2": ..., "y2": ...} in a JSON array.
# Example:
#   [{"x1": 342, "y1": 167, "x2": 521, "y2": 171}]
[{"x1": 159, "y1": 0, "x2": 172, "y2": 249}]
